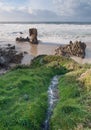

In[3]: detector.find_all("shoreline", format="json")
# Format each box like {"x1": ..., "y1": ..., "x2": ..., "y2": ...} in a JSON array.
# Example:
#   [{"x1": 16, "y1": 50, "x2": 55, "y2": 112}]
[
  {"x1": 19, "y1": 41, "x2": 91, "y2": 64},
  {"x1": 0, "y1": 41, "x2": 91, "y2": 65}
]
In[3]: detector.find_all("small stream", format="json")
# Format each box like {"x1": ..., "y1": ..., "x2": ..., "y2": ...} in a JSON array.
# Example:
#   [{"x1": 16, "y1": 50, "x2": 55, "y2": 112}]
[{"x1": 43, "y1": 75, "x2": 59, "y2": 130}]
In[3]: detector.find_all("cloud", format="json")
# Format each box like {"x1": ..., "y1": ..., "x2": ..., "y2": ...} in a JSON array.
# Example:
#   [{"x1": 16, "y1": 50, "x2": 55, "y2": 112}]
[
  {"x1": 0, "y1": 1, "x2": 14, "y2": 12},
  {"x1": 53, "y1": 0, "x2": 91, "y2": 20},
  {"x1": 0, "y1": 0, "x2": 91, "y2": 21},
  {"x1": 0, "y1": 1, "x2": 58, "y2": 21}
]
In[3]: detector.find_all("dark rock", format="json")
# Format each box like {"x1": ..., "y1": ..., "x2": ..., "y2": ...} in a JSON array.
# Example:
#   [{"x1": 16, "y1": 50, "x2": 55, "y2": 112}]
[
  {"x1": 0, "y1": 44, "x2": 23, "y2": 68},
  {"x1": 16, "y1": 37, "x2": 30, "y2": 42},
  {"x1": 0, "y1": 56, "x2": 7, "y2": 66},
  {"x1": 20, "y1": 32, "x2": 23, "y2": 34},
  {"x1": 8, "y1": 44, "x2": 11, "y2": 47},
  {"x1": 24, "y1": 51, "x2": 28, "y2": 54},
  {"x1": 29, "y1": 28, "x2": 38, "y2": 44},
  {"x1": 11, "y1": 52, "x2": 23, "y2": 63},
  {"x1": 55, "y1": 41, "x2": 86, "y2": 58}
]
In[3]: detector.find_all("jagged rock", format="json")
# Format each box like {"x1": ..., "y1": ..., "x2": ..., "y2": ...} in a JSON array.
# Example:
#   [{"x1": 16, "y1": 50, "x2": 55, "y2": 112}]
[
  {"x1": 29, "y1": 28, "x2": 38, "y2": 44},
  {"x1": 0, "y1": 44, "x2": 23, "y2": 68},
  {"x1": 16, "y1": 37, "x2": 30, "y2": 42},
  {"x1": 55, "y1": 41, "x2": 86, "y2": 58},
  {"x1": 0, "y1": 56, "x2": 7, "y2": 66}
]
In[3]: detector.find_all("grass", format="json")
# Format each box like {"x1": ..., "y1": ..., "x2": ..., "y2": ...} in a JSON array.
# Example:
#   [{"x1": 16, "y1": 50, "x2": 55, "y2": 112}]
[
  {"x1": 0, "y1": 55, "x2": 69, "y2": 130},
  {"x1": 0, "y1": 55, "x2": 91, "y2": 130},
  {"x1": 0, "y1": 67, "x2": 58, "y2": 130},
  {"x1": 50, "y1": 69, "x2": 91, "y2": 130}
]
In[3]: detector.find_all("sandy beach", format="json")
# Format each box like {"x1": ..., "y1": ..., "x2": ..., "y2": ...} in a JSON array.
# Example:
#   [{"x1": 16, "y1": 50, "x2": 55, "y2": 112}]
[
  {"x1": 0, "y1": 40, "x2": 91, "y2": 65},
  {"x1": 17, "y1": 42, "x2": 60, "y2": 64}
]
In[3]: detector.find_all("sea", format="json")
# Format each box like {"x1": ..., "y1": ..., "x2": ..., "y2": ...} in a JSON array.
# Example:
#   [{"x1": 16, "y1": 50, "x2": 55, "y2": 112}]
[{"x1": 0, "y1": 22, "x2": 91, "y2": 45}]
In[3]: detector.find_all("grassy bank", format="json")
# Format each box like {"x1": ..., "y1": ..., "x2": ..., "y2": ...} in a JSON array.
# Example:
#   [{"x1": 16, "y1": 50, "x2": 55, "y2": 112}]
[
  {"x1": 0, "y1": 55, "x2": 69, "y2": 130},
  {"x1": 50, "y1": 69, "x2": 91, "y2": 130},
  {"x1": 0, "y1": 55, "x2": 91, "y2": 130}
]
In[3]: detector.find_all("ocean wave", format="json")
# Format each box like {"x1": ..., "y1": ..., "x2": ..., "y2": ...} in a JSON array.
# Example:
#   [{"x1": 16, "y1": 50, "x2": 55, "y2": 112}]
[{"x1": 0, "y1": 23, "x2": 91, "y2": 44}]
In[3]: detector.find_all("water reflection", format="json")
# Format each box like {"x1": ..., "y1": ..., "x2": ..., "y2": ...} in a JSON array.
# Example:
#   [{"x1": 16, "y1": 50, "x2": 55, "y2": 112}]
[{"x1": 30, "y1": 43, "x2": 38, "y2": 56}]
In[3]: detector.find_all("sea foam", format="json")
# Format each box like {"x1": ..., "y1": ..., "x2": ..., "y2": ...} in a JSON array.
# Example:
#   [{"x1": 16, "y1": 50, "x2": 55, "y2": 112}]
[{"x1": 0, "y1": 23, "x2": 91, "y2": 44}]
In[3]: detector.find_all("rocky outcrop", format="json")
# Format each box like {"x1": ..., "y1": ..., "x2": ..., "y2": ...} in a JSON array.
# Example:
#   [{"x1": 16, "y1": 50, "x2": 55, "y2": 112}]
[
  {"x1": 0, "y1": 44, "x2": 23, "y2": 68},
  {"x1": 16, "y1": 28, "x2": 38, "y2": 44},
  {"x1": 29, "y1": 28, "x2": 38, "y2": 44},
  {"x1": 16, "y1": 37, "x2": 30, "y2": 42},
  {"x1": 55, "y1": 41, "x2": 86, "y2": 58}
]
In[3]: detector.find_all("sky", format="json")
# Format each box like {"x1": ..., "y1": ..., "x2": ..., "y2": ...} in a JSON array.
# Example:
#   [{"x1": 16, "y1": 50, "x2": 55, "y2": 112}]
[{"x1": 0, "y1": 0, "x2": 91, "y2": 22}]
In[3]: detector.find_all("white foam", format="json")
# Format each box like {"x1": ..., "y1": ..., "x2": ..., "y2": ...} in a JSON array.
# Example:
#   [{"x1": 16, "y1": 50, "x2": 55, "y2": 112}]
[{"x1": 0, "y1": 23, "x2": 91, "y2": 44}]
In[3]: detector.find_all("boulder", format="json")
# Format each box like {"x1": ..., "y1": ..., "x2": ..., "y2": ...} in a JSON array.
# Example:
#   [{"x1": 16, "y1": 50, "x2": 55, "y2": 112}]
[
  {"x1": 29, "y1": 28, "x2": 38, "y2": 44},
  {"x1": 16, "y1": 37, "x2": 30, "y2": 42},
  {"x1": 55, "y1": 41, "x2": 86, "y2": 58},
  {"x1": 0, "y1": 44, "x2": 23, "y2": 68}
]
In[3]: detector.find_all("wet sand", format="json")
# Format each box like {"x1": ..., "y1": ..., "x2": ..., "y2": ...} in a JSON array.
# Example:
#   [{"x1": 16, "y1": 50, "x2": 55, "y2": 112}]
[
  {"x1": 17, "y1": 42, "x2": 60, "y2": 65},
  {"x1": 17, "y1": 41, "x2": 91, "y2": 65},
  {"x1": 17, "y1": 42, "x2": 59, "y2": 56},
  {"x1": 0, "y1": 41, "x2": 91, "y2": 65}
]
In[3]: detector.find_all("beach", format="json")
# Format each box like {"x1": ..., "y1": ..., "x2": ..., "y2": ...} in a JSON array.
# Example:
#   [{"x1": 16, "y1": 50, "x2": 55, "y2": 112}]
[
  {"x1": 0, "y1": 22, "x2": 91, "y2": 65},
  {"x1": 17, "y1": 41, "x2": 91, "y2": 65},
  {"x1": 0, "y1": 40, "x2": 91, "y2": 65}
]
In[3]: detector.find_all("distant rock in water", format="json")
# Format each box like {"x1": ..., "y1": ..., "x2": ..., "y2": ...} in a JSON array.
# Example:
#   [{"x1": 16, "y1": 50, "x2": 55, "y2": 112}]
[
  {"x1": 0, "y1": 44, "x2": 23, "y2": 69},
  {"x1": 16, "y1": 28, "x2": 38, "y2": 44},
  {"x1": 55, "y1": 41, "x2": 86, "y2": 58},
  {"x1": 29, "y1": 28, "x2": 38, "y2": 44}
]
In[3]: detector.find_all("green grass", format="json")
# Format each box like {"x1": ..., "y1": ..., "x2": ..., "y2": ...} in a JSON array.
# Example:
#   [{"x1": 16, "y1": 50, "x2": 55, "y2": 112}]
[
  {"x1": 0, "y1": 68, "x2": 57, "y2": 130},
  {"x1": 0, "y1": 55, "x2": 69, "y2": 130},
  {"x1": 50, "y1": 69, "x2": 91, "y2": 130},
  {"x1": 0, "y1": 55, "x2": 91, "y2": 130}
]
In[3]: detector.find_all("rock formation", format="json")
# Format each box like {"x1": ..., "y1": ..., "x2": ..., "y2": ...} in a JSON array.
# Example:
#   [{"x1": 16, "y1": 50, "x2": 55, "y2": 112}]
[
  {"x1": 0, "y1": 44, "x2": 23, "y2": 68},
  {"x1": 16, "y1": 37, "x2": 30, "y2": 42},
  {"x1": 16, "y1": 28, "x2": 38, "y2": 44},
  {"x1": 29, "y1": 28, "x2": 38, "y2": 44},
  {"x1": 55, "y1": 41, "x2": 86, "y2": 58}
]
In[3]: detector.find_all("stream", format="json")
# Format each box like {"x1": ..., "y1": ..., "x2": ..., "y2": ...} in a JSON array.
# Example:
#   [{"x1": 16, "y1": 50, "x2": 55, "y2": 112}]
[{"x1": 43, "y1": 75, "x2": 60, "y2": 130}]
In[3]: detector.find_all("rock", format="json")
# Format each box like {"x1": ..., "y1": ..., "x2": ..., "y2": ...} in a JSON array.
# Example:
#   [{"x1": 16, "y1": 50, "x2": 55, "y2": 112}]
[
  {"x1": 0, "y1": 56, "x2": 7, "y2": 67},
  {"x1": 24, "y1": 51, "x2": 28, "y2": 54},
  {"x1": 55, "y1": 41, "x2": 86, "y2": 58},
  {"x1": 11, "y1": 52, "x2": 23, "y2": 64},
  {"x1": 29, "y1": 28, "x2": 38, "y2": 44},
  {"x1": 0, "y1": 44, "x2": 23, "y2": 68},
  {"x1": 20, "y1": 32, "x2": 23, "y2": 34},
  {"x1": 16, "y1": 37, "x2": 30, "y2": 42},
  {"x1": 16, "y1": 28, "x2": 38, "y2": 44}
]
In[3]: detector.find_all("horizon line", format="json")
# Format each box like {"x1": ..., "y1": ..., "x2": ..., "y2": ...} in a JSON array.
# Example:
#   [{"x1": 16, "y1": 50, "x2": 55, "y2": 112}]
[{"x1": 0, "y1": 21, "x2": 91, "y2": 24}]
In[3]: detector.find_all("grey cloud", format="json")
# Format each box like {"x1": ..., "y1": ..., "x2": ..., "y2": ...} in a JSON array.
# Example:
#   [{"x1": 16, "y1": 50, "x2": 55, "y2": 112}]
[
  {"x1": 0, "y1": 8, "x2": 59, "y2": 21},
  {"x1": 53, "y1": 0, "x2": 91, "y2": 21}
]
